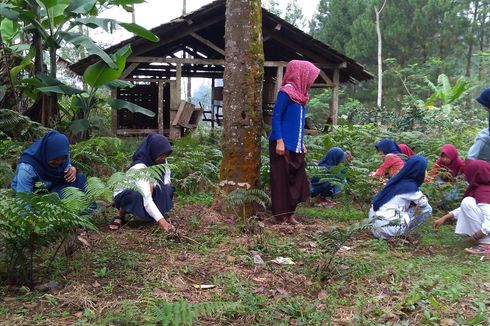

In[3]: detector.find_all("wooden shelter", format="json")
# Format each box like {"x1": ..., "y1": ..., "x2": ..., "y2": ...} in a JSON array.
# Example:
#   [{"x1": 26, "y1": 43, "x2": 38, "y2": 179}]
[{"x1": 70, "y1": 0, "x2": 373, "y2": 138}]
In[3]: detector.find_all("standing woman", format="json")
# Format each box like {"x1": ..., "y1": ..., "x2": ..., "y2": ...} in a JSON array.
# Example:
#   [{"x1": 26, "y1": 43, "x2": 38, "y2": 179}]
[
  {"x1": 110, "y1": 134, "x2": 174, "y2": 232},
  {"x1": 12, "y1": 130, "x2": 87, "y2": 196},
  {"x1": 269, "y1": 60, "x2": 320, "y2": 224}
]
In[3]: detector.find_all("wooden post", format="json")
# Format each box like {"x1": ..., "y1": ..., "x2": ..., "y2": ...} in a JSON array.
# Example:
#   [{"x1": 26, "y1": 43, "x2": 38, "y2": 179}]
[
  {"x1": 111, "y1": 89, "x2": 117, "y2": 134},
  {"x1": 169, "y1": 78, "x2": 181, "y2": 139},
  {"x1": 275, "y1": 65, "x2": 283, "y2": 94},
  {"x1": 158, "y1": 80, "x2": 164, "y2": 134},
  {"x1": 330, "y1": 68, "x2": 340, "y2": 126},
  {"x1": 211, "y1": 78, "x2": 215, "y2": 129}
]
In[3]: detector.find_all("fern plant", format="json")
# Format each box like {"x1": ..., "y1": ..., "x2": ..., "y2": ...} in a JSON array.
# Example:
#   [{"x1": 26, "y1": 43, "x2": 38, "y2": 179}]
[
  {"x1": 223, "y1": 188, "x2": 270, "y2": 226},
  {"x1": 312, "y1": 220, "x2": 372, "y2": 280},
  {"x1": 149, "y1": 299, "x2": 239, "y2": 326}
]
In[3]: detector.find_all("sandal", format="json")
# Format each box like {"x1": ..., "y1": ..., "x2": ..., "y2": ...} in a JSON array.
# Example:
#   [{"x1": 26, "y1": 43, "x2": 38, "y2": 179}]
[
  {"x1": 464, "y1": 244, "x2": 490, "y2": 255},
  {"x1": 109, "y1": 217, "x2": 126, "y2": 231}
]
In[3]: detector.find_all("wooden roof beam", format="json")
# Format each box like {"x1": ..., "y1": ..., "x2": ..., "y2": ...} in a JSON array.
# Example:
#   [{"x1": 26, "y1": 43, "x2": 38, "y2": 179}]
[{"x1": 190, "y1": 32, "x2": 224, "y2": 55}]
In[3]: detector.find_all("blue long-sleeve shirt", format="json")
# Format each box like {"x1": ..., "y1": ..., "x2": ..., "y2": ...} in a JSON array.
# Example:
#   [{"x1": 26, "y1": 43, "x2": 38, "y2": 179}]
[
  {"x1": 269, "y1": 91, "x2": 306, "y2": 153},
  {"x1": 11, "y1": 162, "x2": 72, "y2": 193}
]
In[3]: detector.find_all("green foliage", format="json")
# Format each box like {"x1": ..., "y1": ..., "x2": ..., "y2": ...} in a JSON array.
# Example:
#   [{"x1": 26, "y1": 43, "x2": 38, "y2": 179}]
[
  {"x1": 0, "y1": 189, "x2": 96, "y2": 285},
  {"x1": 150, "y1": 300, "x2": 239, "y2": 326},
  {"x1": 70, "y1": 136, "x2": 135, "y2": 176},
  {"x1": 0, "y1": 109, "x2": 50, "y2": 141},
  {"x1": 425, "y1": 74, "x2": 470, "y2": 107},
  {"x1": 223, "y1": 188, "x2": 270, "y2": 225}
]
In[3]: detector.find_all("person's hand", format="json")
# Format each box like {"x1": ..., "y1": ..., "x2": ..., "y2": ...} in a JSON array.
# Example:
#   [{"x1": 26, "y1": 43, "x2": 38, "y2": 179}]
[
  {"x1": 432, "y1": 217, "x2": 446, "y2": 230},
  {"x1": 64, "y1": 166, "x2": 77, "y2": 183},
  {"x1": 302, "y1": 144, "x2": 308, "y2": 154},
  {"x1": 368, "y1": 171, "x2": 376, "y2": 177},
  {"x1": 158, "y1": 218, "x2": 175, "y2": 232},
  {"x1": 276, "y1": 140, "x2": 285, "y2": 156}
]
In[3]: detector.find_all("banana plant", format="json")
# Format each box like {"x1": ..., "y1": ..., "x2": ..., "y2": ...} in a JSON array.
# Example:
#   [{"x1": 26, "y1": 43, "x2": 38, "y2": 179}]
[
  {"x1": 425, "y1": 74, "x2": 470, "y2": 108},
  {"x1": 36, "y1": 44, "x2": 155, "y2": 137}
]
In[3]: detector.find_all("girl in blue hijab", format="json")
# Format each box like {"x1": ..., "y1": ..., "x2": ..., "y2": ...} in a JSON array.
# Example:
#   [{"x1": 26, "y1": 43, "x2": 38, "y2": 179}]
[
  {"x1": 369, "y1": 155, "x2": 432, "y2": 239},
  {"x1": 370, "y1": 139, "x2": 405, "y2": 179},
  {"x1": 310, "y1": 147, "x2": 349, "y2": 199},
  {"x1": 111, "y1": 134, "x2": 175, "y2": 232},
  {"x1": 11, "y1": 131, "x2": 87, "y2": 196}
]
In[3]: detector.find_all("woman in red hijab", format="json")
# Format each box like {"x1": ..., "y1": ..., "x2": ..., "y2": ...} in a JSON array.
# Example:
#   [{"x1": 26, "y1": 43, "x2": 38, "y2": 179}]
[
  {"x1": 269, "y1": 60, "x2": 320, "y2": 224},
  {"x1": 433, "y1": 159, "x2": 490, "y2": 254},
  {"x1": 430, "y1": 144, "x2": 465, "y2": 182},
  {"x1": 398, "y1": 144, "x2": 415, "y2": 158}
]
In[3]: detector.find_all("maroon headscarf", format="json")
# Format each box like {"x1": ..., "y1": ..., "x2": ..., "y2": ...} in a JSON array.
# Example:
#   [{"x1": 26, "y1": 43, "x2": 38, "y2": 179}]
[
  {"x1": 436, "y1": 144, "x2": 465, "y2": 178},
  {"x1": 399, "y1": 144, "x2": 415, "y2": 157},
  {"x1": 464, "y1": 159, "x2": 490, "y2": 204},
  {"x1": 280, "y1": 60, "x2": 320, "y2": 106}
]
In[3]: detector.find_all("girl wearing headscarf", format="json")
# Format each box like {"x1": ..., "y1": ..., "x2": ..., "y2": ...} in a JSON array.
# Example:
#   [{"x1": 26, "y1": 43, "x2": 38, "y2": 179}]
[
  {"x1": 369, "y1": 155, "x2": 432, "y2": 239},
  {"x1": 430, "y1": 144, "x2": 465, "y2": 182},
  {"x1": 433, "y1": 160, "x2": 490, "y2": 254},
  {"x1": 12, "y1": 131, "x2": 87, "y2": 196},
  {"x1": 110, "y1": 134, "x2": 174, "y2": 232},
  {"x1": 269, "y1": 60, "x2": 320, "y2": 224},
  {"x1": 467, "y1": 88, "x2": 490, "y2": 162},
  {"x1": 398, "y1": 144, "x2": 415, "y2": 158},
  {"x1": 369, "y1": 139, "x2": 405, "y2": 178},
  {"x1": 310, "y1": 147, "x2": 349, "y2": 199}
]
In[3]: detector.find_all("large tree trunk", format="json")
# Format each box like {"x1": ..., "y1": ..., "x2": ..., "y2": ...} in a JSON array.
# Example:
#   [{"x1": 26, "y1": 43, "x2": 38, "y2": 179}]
[{"x1": 218, "y1": 0, "x2": 264, "y2": 211}]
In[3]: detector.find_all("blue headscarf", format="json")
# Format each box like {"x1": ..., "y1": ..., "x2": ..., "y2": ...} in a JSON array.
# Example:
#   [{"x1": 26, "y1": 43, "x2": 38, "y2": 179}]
[
  {"x1": 372, "y1": 155, "x2": 427, "y2": 211},
  {"x1": 131, "y1": 133, "x2": 172, "y2": 167},
  {"x1": 476, "y1": 88, "x2": 490, "y2": 131},
  {"x1": 318, "y1": 147, "x2": 347, "y2": 168},
  {"x1": 375, "y1": 139, "x2": 401, "y2": 155},
  {"x1": 18, "y1": 131, "x2": 70, "y2": 183}
]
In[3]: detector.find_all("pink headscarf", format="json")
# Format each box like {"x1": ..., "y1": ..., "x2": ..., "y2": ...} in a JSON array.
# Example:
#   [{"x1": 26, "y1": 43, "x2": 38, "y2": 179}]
[
  {"x1": 436, "y1": 144, "x2": 465, "y2": 178},
  {"x1": 280, "y1": 60, "x2": 320, "y2": 106},
  {"x1": 464, "y1": 159, "x2": 490, "y2": 204},
  {"x1": 399, "y1": 144, "x2": 415, "y2": 157}
]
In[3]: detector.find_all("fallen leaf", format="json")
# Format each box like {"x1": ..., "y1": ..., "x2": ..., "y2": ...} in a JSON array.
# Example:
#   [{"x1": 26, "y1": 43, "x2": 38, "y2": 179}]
[
  {"x1": 192, "y1": 284, "x2": 216, "y2": 289},
  {"x1": 440, "y1": 318, "x2": 457, "y2": 326},
  {"x1": 153, "y1": 288, "x2": 166, "y2": 297},
  {"x1": 252, "y1": 277, "x2": 266, "y2": 283},
  {"x1": 308, "y1": 241, "x2": 318, "y2": 248},
  {"x1": 74, "y1": 311, "x2": 83, "y2": 318},
  {"x1": 3, "y1": 297, "x2": 16, "y2": 302},
  {"x1": 93, "y1": 281, "x2": 101, "y2": 288},
  {"x1": 77, "y1": 235, "x2": 90, "y2": 247},
  {"x1": 317, "y1": 290, "x2": 328, "y2": 300}
]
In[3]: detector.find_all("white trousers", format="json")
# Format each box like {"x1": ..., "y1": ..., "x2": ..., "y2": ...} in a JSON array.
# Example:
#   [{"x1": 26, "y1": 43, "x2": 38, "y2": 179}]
[{"x1": 454, "y1": 197, "x2": 490, "y2": 244}]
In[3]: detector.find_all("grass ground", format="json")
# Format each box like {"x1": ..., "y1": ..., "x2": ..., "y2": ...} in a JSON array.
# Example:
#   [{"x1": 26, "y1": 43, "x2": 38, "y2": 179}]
[{"x1": 1, "y1": 195, "x2": 489, "y2": 325}]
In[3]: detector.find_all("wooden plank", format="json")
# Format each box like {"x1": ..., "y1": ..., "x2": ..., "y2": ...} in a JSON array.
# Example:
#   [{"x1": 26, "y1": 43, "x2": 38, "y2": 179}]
[
  {"x1": 172, "y1": 100, "x2": 187, "y2": 126},
  {"x1": 190, "y1": 32, "x2": 225, "y2": 55},
  {"x1": 111, "y1": 89, "x2": 117, "y2": 134},
  {"x1": 319, "y1": 70, "x2": 335, "y2": 87},
  {"x1": 116, "y1": 128, "x2": 160, "y2": 135},
  {"x1": 128, "y1": 56, "x2": 344, "y2": 69},
  {"x1": 330, "y1": 68, "x2": 340, "y2": 126},
  {"x1": 158, "y1": 80, "x2": 164, "y2": 134},
  {"x1": 121, "y1": 63, "x2": 140, "y2": 79}
]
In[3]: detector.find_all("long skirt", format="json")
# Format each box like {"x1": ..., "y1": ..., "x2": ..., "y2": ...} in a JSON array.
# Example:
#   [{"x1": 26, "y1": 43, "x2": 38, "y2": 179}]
[
  {"x1": 114, "y1": 179, "x2": 174, "y2": 222},
  {"x1": 49, "y1": 172, "x2": 88, "y2": 197},
  {"x1": 269, "y1": 140, "x2": 309, "y2": 220},
  {"x1": 454, "y1": 197, "x2": 490, "y2": 244}
]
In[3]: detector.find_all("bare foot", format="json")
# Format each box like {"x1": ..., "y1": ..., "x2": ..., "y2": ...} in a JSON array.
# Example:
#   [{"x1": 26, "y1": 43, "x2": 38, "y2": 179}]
[{"x1": 286, "y1": 215, "x2": 300, "y2": 225}]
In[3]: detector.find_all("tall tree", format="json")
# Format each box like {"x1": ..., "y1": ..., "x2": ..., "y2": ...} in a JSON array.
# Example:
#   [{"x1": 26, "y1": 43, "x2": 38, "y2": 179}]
[
  {"x1": 220, "y1": 0, "x2": 264, "y2": 212},
  {"x1": 374, "y1": 0, "x2": 388, "y2": 108},
  {"x1": 284, "y1": 1, "x2": 305, "y2": 29}
]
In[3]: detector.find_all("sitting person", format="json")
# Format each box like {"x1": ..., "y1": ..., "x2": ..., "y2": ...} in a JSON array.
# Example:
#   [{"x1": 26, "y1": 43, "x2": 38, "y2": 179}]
[
  {"x1": 429, "y1": 144, "x2": 465, "y2": 209},
  {"x1": 433, "y1": 159, "x2": 490, "y2": 254},
  {"x1": 12, "y1": 130, "x2": 87, "y2": 196},
  {"x1": 369, "y1": 139, "x2": 405, "y2": 178},
  {"x1": 110, "y1": 134, "x2": 174, "y2": 232},
  {"x1": 399, "y1": 144, "x2": 415, "y2": 158},
  {"x1": 369, "y1": 155, "x2": 432, "y2": 239},
  {"x1": 430, "y1": 144, "x2": 465, "y2": 182},
  {"x1": 310, "y1": 147, "x2": 349, "y2": 199},
  {"x1": 467, "y1": 88, "x2": 490, "y2": 162}
]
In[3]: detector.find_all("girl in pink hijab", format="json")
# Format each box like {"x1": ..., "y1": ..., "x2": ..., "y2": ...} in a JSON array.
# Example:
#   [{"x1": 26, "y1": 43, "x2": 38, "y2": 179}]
[
  {"x1": 269, "y1": 60, "x2": 320, "y2": 224},
  {"x1": 430, "y1": 144, "x2": 465, "y2": 182}
]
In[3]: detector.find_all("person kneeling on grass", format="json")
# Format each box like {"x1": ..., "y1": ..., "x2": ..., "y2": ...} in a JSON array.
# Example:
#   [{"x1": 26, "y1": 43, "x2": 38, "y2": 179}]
[
  {"x1": 369, "y1": 155, "x2": 432, "y2": 239},
  {"x1": 433, "y1": 159, "x2": 490, "y2": 255},
  {"x1": 310, "y1": 147, "x2": 350, "y2": 201},
  {"x1": 369, "y1": 139, "x2": 405, "y2": 179},
  {"x1": 12, "y1": 130, "x2": 88, "y2": 197},
  {"x1": 109, "y1": 134, "x2": 174, "y2": 232}
]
